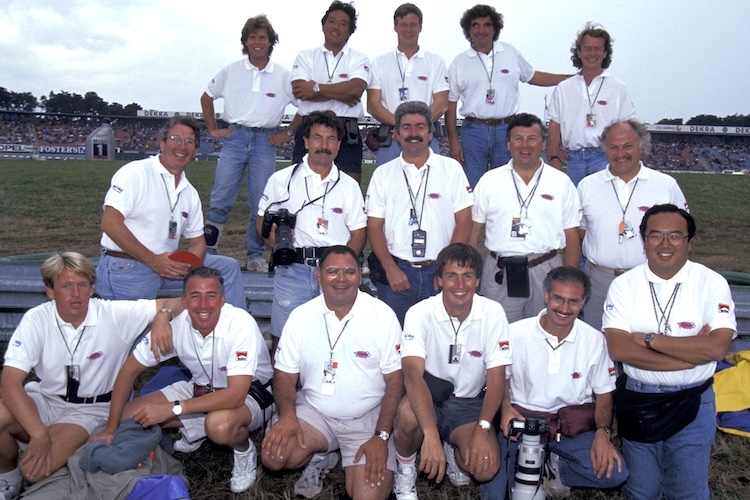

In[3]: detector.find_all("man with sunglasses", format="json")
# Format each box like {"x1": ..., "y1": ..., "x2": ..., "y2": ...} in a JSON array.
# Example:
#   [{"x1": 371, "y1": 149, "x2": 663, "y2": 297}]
[
  {"x1": 603, "y1": 204, "x2": 736, "y2": 499},
  {"x1": 95, "y1": 116, "x2": 245, "y2": 309},
  {"x1": 479, "y1": 266, "x2": 627, "y2": 499}
]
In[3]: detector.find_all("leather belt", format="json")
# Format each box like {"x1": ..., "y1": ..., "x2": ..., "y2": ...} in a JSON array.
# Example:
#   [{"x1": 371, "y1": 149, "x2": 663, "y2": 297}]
[
  {"x1": 592, "y1": 263, "x2": 630, "y2": 277},
  {"x1": 489, "y1": 249, "x2": 559, "y2": 269},
  {"x1": 464, "y1": 115, "x2": 514, "y2": 126},
  {"x1": 102, "y1": 249, "x2": 136, "y2": 260},
  {"x1": 295, "y1": 246, "x2": 331, "y2": 266},
  {"x1": 392, "y1": 255, "x2": 434, "y2": 269},
  {"x1": 59, "y1": 391, "x2": 113, "y2": 404}
]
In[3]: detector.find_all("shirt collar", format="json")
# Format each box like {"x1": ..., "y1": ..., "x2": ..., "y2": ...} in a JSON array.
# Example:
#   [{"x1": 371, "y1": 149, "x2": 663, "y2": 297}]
[{"x1": 244, "y1": 58, "x2": 275, "y2": 73}]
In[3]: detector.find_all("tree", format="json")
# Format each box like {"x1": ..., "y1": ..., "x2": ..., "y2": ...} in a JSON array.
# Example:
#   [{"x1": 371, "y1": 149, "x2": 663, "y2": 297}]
[
  {"x1": 686, "y1": 114, "x2": 722, "y2": 126},
  {"x1": 657, "y1": 118, "x2": 683, "y2": 125}
]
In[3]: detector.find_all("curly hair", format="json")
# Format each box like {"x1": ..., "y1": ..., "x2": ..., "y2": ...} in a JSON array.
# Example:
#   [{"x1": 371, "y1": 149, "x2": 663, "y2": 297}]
[
  {"x1": 570, "y1": 22, "x2": 613, "y2": 69},
  {"x1": 240, "y1": 15, "x2": 279, "y2": 57},
  {"x1": 459, "y1": 4, "x2": 503, "y2": 43}
]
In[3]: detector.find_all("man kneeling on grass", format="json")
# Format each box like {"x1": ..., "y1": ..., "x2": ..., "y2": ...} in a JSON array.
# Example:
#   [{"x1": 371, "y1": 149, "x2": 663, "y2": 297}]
[{"x1": 91, "y1": 266, "x2": 273, "y2": 493}]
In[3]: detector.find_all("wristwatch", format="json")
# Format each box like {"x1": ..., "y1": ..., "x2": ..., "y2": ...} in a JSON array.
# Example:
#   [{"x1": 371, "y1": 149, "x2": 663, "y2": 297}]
[
  {"x1": 172, "y1": 400, "x2": 183, "y2": 416},
  {"x1": 374, "y1": 430, "x2": 390, "y2": 441},
  {"x1": 477, "y1": 419, "x2": 492, "y2": 431},
  {"x1": 644, "y1": 332, "x2": 656, "y2": 350},
  {"x1": 597, "y1": 425, "x2": 612, "y2": 438},
  {"x1": 312, "y1": 82, "x2": 320, "y2": 95},
  {"x1": 158, "y1": 307, "x2": 173, "y2": 320}
]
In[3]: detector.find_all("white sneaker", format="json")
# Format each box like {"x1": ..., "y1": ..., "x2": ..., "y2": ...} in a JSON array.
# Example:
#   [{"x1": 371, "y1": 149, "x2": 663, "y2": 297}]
[
  {"x1": 173, "y1": 433, "x2": 206, "y2": 453},
  {"x1": 443, "y1": 441, "x2": 471, "y2": 487},
  {"x1": 546, "y1": 452, "x2": 571, "y2": 498},
  {"x1": 361, "y1": 259, "x2": 371, "y2": 276},
  {"x1": 393, "y1": 463, "x2": 418, "y2": 500},
  {"x1": 230, "y1": 440, "x2": 257, "y2": 493},
  {"x1": 293, "y1": 452, "x2": 338, "y2": 498},
  {"x1": 247, "y1": 257, "x2": 268, "y2": 272}
]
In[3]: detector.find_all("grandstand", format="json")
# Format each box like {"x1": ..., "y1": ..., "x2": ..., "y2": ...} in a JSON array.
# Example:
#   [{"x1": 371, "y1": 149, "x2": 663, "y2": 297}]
[{"x1": 2, "y1": 110, "x2": 750, "y2": 172}]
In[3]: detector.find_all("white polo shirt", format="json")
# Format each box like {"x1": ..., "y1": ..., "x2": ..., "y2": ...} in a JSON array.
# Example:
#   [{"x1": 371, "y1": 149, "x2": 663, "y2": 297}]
[
  {"x1": 275, "y1": 291, "x2": 402, "y2": 419},
  {"x1": 401, "y1": 293, "x2": 511, "y2": 399},
  {"x1": 101, "y1": 155, "x2": 204, "y2": 254},
  {"x1": 579, "y1": 164, "x2": 688, "y2": 269},
  {"x1": 257, "y1": 156, "x2": 366, "y2": 248},
  {"x1": 134, "y1": 304, "x2": 273, "y2": 387},
  {"x1": 546, "y1": 71, "x2": 635, "y2": 150},
  {"x1": 507, "y1": 310, "x2": 616, "y2": 413},
  {"x1": 473, "y1": 162, "x2": 581, "y2": 255},
  {"x1": 448, "y1": 41, "x2": 535, "y2": 119},
  {"x1": 365, "y1": 151, "x2": 473, "y2": 261},
  {"x1": 5, "y1": 298, "x2": 156, "y2": 397},
  {"x1": 603, "y1": 261, "x2": 737, "y2": 386},
  {"x1": 291, "y1": 44, "x2": 370, "y2": 118},
  {"x1": 368, "y1": 48, "x2": 449, "y2": 114},
  {"x1": 206, "y1": 59, "x2": 295, "y2": 128}
]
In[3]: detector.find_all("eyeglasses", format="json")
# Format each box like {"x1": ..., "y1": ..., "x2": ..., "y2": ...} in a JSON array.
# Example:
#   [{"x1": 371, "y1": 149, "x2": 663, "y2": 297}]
[
  {"x1": 548, "y1": 294, "x2": 584, "y2": 307},
  {"x1": 167, "y1": 135, "x2": 196, "y2": 147},
  {"x1": 645, "y1": 232, "x2": 689, "y2": 246},
  {"x1": 323, "y1": 267, "x2": 359, "y2": 278}
]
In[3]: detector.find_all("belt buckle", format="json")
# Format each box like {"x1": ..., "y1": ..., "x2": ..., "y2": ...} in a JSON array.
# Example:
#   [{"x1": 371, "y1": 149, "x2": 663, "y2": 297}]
[
  {"x1": 304, "y1": 257, "x2": 320, "y2": 267},
  {"x1": 614, "y1": 268, "x2": 626, "y2": 276},
  {"x1": 410, "y1": 261, "x2": 423, "y2": 269}
]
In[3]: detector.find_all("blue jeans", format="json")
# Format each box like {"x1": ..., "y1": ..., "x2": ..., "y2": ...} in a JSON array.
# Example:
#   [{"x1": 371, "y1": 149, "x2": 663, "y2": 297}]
[
  {"x1": 375, "y1": 137, "x2": 440, "y2": 166},
  {"x1": 95, "y1": 253, "x2": 246, "y2": 309},
  {"x1": 375, "y1": 261, "x2": 437, "y2": 326},
  {"x1": 205, "y1": 124, "x2": 277, "y2": 260},
  {"x1": 621, "y1": 380, "x2": 715, "y2": 500},
  {"x1": 565, "y1": 147, "x2": 608, "y2": 187},
  {"x1": 460, "y1": 120, "x2": 510, "y2": 188},
  {"x1": 271, "y1": 263, "x2": 321, "y2": 337},
  {"x1": 480, "y1": 430, "x2": 628, "y2": 500}
]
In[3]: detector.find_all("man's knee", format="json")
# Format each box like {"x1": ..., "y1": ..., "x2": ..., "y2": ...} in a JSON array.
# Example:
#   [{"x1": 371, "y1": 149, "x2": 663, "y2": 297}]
[
  {"x1": 204, "y1": 410, "x2": 248, "y2": 445},
  {"x1": 394, "y1": 396, "x2": 420, "y2": 433}
]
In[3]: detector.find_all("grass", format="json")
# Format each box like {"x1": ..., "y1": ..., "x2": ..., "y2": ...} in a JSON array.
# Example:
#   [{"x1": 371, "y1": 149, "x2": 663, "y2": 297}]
[{"x1": 1, "y1": 159, "x2": 749, "y2": 498}]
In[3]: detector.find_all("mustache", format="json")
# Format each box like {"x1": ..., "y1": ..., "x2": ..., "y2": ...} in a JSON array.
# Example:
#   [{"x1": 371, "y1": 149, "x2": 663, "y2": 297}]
[
  {"x1": 404, "y1": 136, "x2": 424, "y2": 143},
  {"x1": 313, "y1": 149, "x2": 333, "y2": 155}
]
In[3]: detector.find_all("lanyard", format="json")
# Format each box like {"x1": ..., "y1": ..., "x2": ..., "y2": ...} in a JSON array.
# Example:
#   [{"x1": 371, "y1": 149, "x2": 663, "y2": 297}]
[
  {"x1": 649, "y1": 282, "x2": 681, "y2": 335},
  {"x1": 190, "y1": 329, "x2": 216, "y2": 389},
  {"x1": 476, "y1": 49, "x2": 495, "y2": 89},
  {"x1": 403, "y1": 166, "x2": 430, "y2": 230},
  {"x1": 611, "y1": 178, "x2": 639, "y2": 224},
  {"x1": 57, "y1": 323, "x2": 86, "y2": 365},
  {"x1": 303, "y1": 173, "x2": 339, "y2": 219},
  {"x1": 511, "y1": 166, "x2": 543, "y2": 219},
  {"x1": 586, "y1": 77, "x2": 605, "y2": 114},
  {"x1": 160, "y1": 175, "x2": 181, "y2": 222},
  {"x1": 324, "y1": 315, "x2": 351, "y2": 361},
  {"x1": 449, "y1": 317, "x2": 464, "y2": 344},
  {"x1": 395, "y1": 51, "x2": 408, "y2": 89},
  {"x1": 324, "y1": 51, "x2": 344, "y2": 83}
]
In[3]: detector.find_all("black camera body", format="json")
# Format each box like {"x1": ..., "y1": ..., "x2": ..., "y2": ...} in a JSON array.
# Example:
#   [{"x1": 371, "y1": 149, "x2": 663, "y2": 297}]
[
  {"x1": 509, "y1": 415, "x2": 549, "y2": 437},
  {"x1": 261, "y1": 208, "x2": 297, "y2": 269}
]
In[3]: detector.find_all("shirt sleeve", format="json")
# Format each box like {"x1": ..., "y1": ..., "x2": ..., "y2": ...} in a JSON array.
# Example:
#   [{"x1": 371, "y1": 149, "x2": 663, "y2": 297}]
[
  {"x1": 378, "y1": 307, "x2": 403, "y2": 375},
  {"x1": 206, "y1": 65, "x2": 228, "y2": 99},
  {"x1": 103, "y1": 164, "x2": 140, "y2": 217},
  {"x1": 448, "y1": 57, "x2": 461, "y2": 102},
  {"x1": 275, "y1": 310, "x2": 302, "y2": 374},
  {"x1": 364, "y1": 167, "x2": 387, "y2": 219},
  {"x1": 516, "y1": 48, "x2": 535, "y2": 84},
  {"x1": 561, "y1": 176, "x2": 582, "y2": 229},
  {"x1": 344, "y1": 178, "x2": 367, "y2": 231},
  {"x1": 482, "y1": 303, "x2": 512, "y2": 369},
  {"x1": 431, "y1": 55, "x2": 450, "y2": 94},
  {"x1": 399, "y1": 304, "x2": 428, "y2": 360},
  {"x1": 290, "y1": 49, "x2": 313, "y2": 82},
  {"x1": 449, "y1": 160, "x2": 474, "y2": 212},
  {"x1": 347, "y1": 50, "x2": 371, "y2": 85}
]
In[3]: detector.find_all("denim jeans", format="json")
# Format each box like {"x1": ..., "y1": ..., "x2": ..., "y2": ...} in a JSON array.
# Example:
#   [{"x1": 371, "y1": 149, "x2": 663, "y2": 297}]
[
  {"x1": 375, "y1": 261, "x2": 437, "y2": 326},
  {"x1": 459, "y1": 120, "x2": 510, "y2": 188},
  {"x1": 621, "y1": 380, "x2": 715, "y2": 500},
  {"x1": 271, "y1": 262, "x2": 321, "y2": 337},
  {"x1": 95, "y1": 253, "x2": 246, "y2": 309},
  {"x1": 479, "y1": 430, "x2": 628, "y2": 500},
  {"x1": 375, "y1": 137, "x2": 440, "y2": 166},
  {"x1": 205, "y1": 124, "x2": 277, "y2": 260},
  {"x1": 565, "y1": 147, "x2": 608, "y2": 187}
]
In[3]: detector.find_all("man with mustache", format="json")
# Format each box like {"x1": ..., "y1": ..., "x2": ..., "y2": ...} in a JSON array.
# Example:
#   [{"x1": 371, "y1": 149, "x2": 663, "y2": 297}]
[
  {"x1": 257, "y1": 111, "x2": 366, "y2": 357},
  {"x1": 578, "y1": 120, "x2": 687, "y2": 331},
  {"x1": 366, "y1": 101, "x2": 473, "y2": 326}
]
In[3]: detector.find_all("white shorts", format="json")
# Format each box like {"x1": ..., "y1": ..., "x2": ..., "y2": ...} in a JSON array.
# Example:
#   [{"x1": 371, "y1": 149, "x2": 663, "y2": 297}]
[
  {"x1": 160, "y1": 380, "x2": 272, "y2": 443},
  {"x1": 24, "y1": 381, "x2": 110, "y2": 435},
  {"x1": 294, "y1": 392, "x2": 397, "y2": 471}
]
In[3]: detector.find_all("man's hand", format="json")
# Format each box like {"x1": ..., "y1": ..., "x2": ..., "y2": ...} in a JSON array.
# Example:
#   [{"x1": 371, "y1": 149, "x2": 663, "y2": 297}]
[
  {"x1": 208, "y1": 128, "x2": 232, "y2": 139},
  {"x1": 149, "y1": 316, "x2": 174, "y2": 361},
  {"x1": 292, "y1": 80, "x2": 317, "y2": 101},
  {"x1": 418, "y1": 432, "x2": 446, "y2": 482},
  {"x1": 385, "y1": 266, "x2": 411, "y2": 293},
  {"x1": 262, "y1": 415, "x2": 306, "y2": 461},
  {"x1": 449, "y1": 139, "x2": 464, "y2": 164},
  {"x1": 132, "y1": 402, "x2": 175, "y2": 428},
  {"x1": 353, "y1": 436, "x2": 388, "y2": 487},
  {"x1": 20, "y1": 429, "x2": 54, "y2": 480},
  {"x1": 590, "y1": 430, "x2": 623, "y2": 479},
  {"x1": 463, "y1": 428, "x2": 496, "y2": 476},
  {"x1": 269, "y1": 131, "x2": 292, "y2": 145},
  {"x1": 500, "y1": 407, "x2": 524, "y2": 439},
  {"x1": 89, "y1": 429, "x2": 116, "y2": 446},
  {"x1": 149, "y1": 253, "x2": 191, "y2": 280}
]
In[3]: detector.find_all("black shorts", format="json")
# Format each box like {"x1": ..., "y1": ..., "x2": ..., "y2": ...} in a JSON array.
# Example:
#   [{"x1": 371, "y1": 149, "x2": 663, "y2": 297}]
[{"x1": 435, "y1": 397, "x2": 485, "y2": 442}]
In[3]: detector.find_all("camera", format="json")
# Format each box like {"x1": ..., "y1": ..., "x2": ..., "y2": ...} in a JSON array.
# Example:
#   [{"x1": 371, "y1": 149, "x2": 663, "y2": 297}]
[
  {"x1": 509, "y1": 416, "x2": 549, "y2": 500},
  {"x1": 261, "y1": 209, "x2": 297, "y2": 269}
]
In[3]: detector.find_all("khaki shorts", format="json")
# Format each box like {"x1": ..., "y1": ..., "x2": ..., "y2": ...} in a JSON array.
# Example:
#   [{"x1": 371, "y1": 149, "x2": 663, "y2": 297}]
[
  {"x1": 24, "y1": 381, "x2": 110, "y2": 435},
  {"x1": 294, "y1": 392, "x2": 396, "y2": 471}
]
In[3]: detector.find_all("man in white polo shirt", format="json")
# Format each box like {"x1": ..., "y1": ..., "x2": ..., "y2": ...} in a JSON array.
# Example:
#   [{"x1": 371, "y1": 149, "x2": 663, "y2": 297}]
[
  {"x1": 446, "y1": 4, "x2": 570, "y2": 188},
  {"x1": 201, "y1": 14, "x2": 296, "y2": 271},
  {"x1": 367, "y1": 101, "x2": 473, "y2": 326},
  {"x1": 93, "y1": 266, "x2": 273, "y2": 494},
  {"x1": 367, "y1": 3, "x2": 449, "y2": 165},
  {"x1": 578, "y1": 120, "x2": 687, "y2": 330},
  {"x1": 470, "y1": 113, "x2": 581, "y2": 323},
  {"x1": 0, "y1": 253, "x2": 179, "y2": 498}
]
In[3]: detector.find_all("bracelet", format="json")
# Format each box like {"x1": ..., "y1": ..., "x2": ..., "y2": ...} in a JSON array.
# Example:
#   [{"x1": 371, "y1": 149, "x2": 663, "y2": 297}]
[
  {"x1": 158, "y1": 307, "x2": 173, "y2": 321},
  {"x1": 596, "y1": 425, "x2": 612, "y2": 437}
]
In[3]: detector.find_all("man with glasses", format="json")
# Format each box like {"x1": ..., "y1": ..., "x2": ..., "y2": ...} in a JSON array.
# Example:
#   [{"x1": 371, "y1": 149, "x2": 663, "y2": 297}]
[
  {"x1": 603, "y1": 204, "x2": 736, "y2": 499},
  {"x1": 470, "y1": 113, "x2": 581, "y2": 323},
  {"x1": 95, "y1": 116, "x2": 246, "y2": 309},
  {"x1": 262, "y1": 246, "x2": 402, "y2": 500},
  {"x1": 479, "y1": 266, "x2": 627, "y2": 500},
  {"x1": 578, "y1": 120, "x2": 687, "y2": 330},
  {"x1": 546, "y1": 23, "x2": 635, "y2": 186}
]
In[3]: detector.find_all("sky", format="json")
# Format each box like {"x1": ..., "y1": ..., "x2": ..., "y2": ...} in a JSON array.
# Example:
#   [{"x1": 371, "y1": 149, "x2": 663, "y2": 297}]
[{"x1": 2, "y1": 0, "x2": 748, "y2": 124}]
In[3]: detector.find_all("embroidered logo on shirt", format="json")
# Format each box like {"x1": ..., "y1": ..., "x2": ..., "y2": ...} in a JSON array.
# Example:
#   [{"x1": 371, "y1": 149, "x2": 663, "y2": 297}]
[
  {"x1": 597, "y1": 100, "x2": 608, "y2": 106},
  {"x1": 331, "y1": 207, "x2": 343, "y2": 214},
  {"x1": 395, "y1": 344, "x2": 401, "y2": 354},
  {"x1": 88, "y1": 351, "x2": 104, "y2": 360},
  {"x1": 339, "y1": 73, "x2": 349, "y2": 79},
  {"x1": 501, "y1": 69, "x2": 509, "y2": 74},
  {"x1": 112, "y1": 185, "x2": 123, "y2": 193},
  {"x1": 466, "y1": 186, "x2": 473, "y2": 193},
  {"x1": 541, "y1": 194, "x2": 554, "y2": 201},
  {"x1": 181, "y1": 211, "x2": 188, "y2": 219},
  {"x1": 608, "y1": 367, "x2": 616, "y2": 377},
  {"x1": 678, "y1": 322, "x2": 696, "y2": 330},
  {"x1": 428, "y1": 193, "x2": 441, "y2": 199},
  {"x1": 13, "y1": 339, "x2": 21, "y2": 347},
  {"x1": 354, "y1": 351, "x2": 371, "y2": 359},
  {"x1": 499, "y1": 340, "x2": 509, "y2": 351},
  {"x1": 418, "y1": 76, "x2": 428, "y2": 81},
  {"x1": 237, "y1": 351, "x2": 248, "y2": 361},
  {"x1": 719, "y1": 304, "x2": 730, "y2": 313},
  {"x1": 638, "y1": 206, "x2": 650, "y2": 212},
  {"x1": 266, "y1": 93, "x2": 277, "y2": 98},
  {"x1": 571, "y1": 372, "x2": 582, "y2": 379},
  {"x1": 469, "y1": 350, "x2": 484, "y2": 358}
]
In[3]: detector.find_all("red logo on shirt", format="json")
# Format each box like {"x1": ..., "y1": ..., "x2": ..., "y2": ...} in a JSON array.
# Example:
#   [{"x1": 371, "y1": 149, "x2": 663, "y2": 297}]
[
  {"x1": 541, "y1": 194, "x2": 554, "y2": 200},
  {"x1": 354, "y1": 351, "x2": 371, "y2": 359},
  {"x1": 266, "y1": 93, "x2": 276, "y2": 98},
  {"x1": 236, "y1": 351, "x2": 247, "y2": 361},
  {"x1": 571, "y1": 372, "x2": 582, "y2": 379},
  {"x1": 364, "y1": 66, "x2": 369, "y2": 72},
  {"x1": 469, "y1": 350, "x2": 484, "y2": 358},
  {"x1": 88, "y1": 351, "x2": 103, "y2": 360},
  {"x1": 395, "y1": 344, "x2": 401, "y2": 353},
  {"x1": 678, "y1": 322, "x2": 696, "y2": 330},
  {"x1": 499, "y1": 341, "x2": 509, "y2": 351},
  {"x1": 501, "y1": 69, "x2": 509, "y2": 74},
  {"x1": 339, "y1": 73, "x2": 349, "y2": 79},
  {"x1": 418, "y1": 76, "x2": 428, "y2": 81},
  {"x1": 332, "y1": 207, "x2": 343, "y2": 214},
  {"x1": 181, "y1": 211, "x2": 188, "y2": 219},
  {"x1": 428, "y1": 193, "x2": 441, "y2": 199},
  {"x1": 608, "y1": 367, "x2": 616, "y2": 377},
  {"x1": 638, "y1": 206, "x2": 650, "y2": 212},
  {"x1": 466, "y1": 186, "x2": 473, "y2": 193},
  {"x1": 719, "y1": 304, "x2": 730, "y2": 313},
  {"x1": 597, "y1": 100, "x2": 608, "y2": 106}
]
